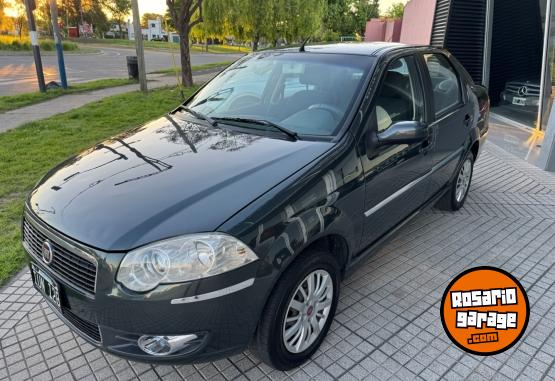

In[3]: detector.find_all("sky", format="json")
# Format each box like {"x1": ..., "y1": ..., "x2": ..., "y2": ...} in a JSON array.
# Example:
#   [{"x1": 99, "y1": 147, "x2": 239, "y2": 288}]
[
  {"x1": 137, "y1": 0, "x2": 410, "y2": 17},
  {"x1": 138, "y1": 0, "x2": 167, "y2": 16}
]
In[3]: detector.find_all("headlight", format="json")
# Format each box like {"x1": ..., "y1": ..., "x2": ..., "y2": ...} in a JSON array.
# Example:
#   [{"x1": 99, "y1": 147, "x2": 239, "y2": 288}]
[{"x1": 116, "y1": 233, "x2": 258, "y2": 292}]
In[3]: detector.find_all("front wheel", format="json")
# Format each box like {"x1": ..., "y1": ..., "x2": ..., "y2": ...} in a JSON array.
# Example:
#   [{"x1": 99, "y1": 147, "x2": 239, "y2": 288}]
[
  {"x1": 436, "y1": 151, "x2": 475, "y2": 211},
  {"x1": 251, "y1": 251, "x2": 340, "y2": 370}
]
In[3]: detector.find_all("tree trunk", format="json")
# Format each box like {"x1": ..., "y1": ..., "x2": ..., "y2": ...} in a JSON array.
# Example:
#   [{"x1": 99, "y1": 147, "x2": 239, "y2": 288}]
[
  {"x1": 253, "y1": 33, "x2": 260, "y2": 52},
  {"x1": 180, "y1": 32, "x2": 194, "y2": 87}
]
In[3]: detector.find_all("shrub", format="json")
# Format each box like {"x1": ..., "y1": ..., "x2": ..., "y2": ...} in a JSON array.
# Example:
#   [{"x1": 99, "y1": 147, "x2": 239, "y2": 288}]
[{"x1": 0, "y1": 35, "x2": 78, "y2": 51}]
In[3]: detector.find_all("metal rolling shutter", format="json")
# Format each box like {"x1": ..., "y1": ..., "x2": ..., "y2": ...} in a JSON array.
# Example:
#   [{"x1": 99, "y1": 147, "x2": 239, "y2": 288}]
[
  {"x1": 431, "y1": 0, "x2": 451, "y2": 47},
  {"x1": 430, "y1": 0, "x2": 487, "y2": 84},
  {"x1": 443, "y1": 0, "x2": 487, "y2": 84}
]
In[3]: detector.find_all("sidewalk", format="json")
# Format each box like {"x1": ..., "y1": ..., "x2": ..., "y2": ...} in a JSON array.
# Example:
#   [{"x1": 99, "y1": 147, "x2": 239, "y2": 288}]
[
  {"x1": 0, "y1": 72, "x2": 216, "y2": 134},
  {"x1": 0, "y1": 141, "x2": 554, "y2": 381}
]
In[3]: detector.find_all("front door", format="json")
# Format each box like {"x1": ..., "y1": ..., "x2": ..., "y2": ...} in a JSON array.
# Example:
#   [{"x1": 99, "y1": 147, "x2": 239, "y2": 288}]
[{"x1": 359, "y1": 55, "x2": 433, "y2": 249}]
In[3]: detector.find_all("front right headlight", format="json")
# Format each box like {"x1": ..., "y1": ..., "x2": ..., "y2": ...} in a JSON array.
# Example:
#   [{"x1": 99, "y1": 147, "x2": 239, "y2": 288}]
[{"x1": 116, "y1": 233, "x2": 258, "y2": 292}]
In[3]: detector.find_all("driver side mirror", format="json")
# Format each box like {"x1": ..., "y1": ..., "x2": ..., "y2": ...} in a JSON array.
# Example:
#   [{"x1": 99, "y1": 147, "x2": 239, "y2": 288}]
[{"x1": 376, "y1": 121, "x2": 428, "y2": 146}]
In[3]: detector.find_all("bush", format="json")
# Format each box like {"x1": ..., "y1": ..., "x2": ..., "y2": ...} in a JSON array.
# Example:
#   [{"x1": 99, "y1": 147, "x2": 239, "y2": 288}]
[
  {"x1": 0, "y1": 35, "x2": 78, "y2": 51},
  {"x1": 319, "y1": 30, "x2": 341, "y2": 42}
]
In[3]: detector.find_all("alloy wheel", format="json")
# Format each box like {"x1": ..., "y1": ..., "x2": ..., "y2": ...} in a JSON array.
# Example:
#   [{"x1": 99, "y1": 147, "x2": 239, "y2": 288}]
[
  {"x1": 282, "y1": 269, "x2": 334, "y2": 354},
  {"x1": 455, "y1": 158, "x2": 472, "y2": 203}
]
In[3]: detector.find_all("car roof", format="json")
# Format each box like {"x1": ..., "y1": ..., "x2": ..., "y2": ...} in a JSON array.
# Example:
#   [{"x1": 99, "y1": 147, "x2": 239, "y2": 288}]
[{"x1": 270, "y1": 42, "x2": 430, "y2": 57}]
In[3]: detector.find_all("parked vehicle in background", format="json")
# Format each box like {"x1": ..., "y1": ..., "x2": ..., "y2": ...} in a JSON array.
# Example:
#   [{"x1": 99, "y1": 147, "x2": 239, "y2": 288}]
[
  {"x1": 500, "y1": 79, "x2": 540, "y2": 109},
  {"x1": 23, "y1": 43, "x2": 489, "y2": 370}
]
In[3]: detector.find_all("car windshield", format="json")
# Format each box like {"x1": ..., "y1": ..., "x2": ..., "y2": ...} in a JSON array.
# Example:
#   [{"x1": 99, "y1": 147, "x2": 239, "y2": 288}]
[{"x1": 185, "y1": 52, "x2": 375, "y2": 137}]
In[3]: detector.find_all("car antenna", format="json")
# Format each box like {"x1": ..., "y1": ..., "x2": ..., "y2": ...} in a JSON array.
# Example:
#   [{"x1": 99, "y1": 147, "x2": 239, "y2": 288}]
[{"x1": 299, "y1": 37, "x2": 311, "y2": 52}]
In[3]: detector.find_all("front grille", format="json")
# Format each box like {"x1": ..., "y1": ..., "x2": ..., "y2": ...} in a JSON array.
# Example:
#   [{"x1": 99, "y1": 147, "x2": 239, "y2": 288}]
[
  {"x1": 23, "y1": 219, "x2": 97, "y2": 294},
  {"x1": 62, "y1": 307, "x2": 101, "y2": 342},
  {"x1": 504, "y1": 82, "x2": 541, "y2": 96}
]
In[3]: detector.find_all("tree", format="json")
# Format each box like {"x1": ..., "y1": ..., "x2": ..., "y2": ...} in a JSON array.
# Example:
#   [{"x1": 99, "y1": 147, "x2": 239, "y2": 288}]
[
  {"x1": 6, "y1": 0, "x2": 27, "y2": 38},
  {"x1": 101, "y1": 0, "x2": 131, "y2": 38},
  {"x1": 0, "y1": 0, "x2": 5, "y2": 29},
  {"x1": 166, "y1": 0, "x2": 204, "y2": 87},
  {"x1": 237, "y1": 0, "x2": 271, "y2": 51},
  {"x1": 281, "y1": 0, "x2": 326, "y2": 43},
  {"x1": 322, "y1": 0, "x2": 379, "y2": 37},
  {"x1": 190, "y1": 0, "x2": 227, "y2": 48},
  {"x1": 384, "y1": 2, "x2": 405, "y2": 19},
  {"x1": 141, "y1": 12, "x2": 163, "y2": 28}
]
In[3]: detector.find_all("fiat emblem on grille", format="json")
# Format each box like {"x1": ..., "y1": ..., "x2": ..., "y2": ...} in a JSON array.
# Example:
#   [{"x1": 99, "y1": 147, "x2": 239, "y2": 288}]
[{"x1": 41, "y1": 241, "x2": 54, "y2": 265}]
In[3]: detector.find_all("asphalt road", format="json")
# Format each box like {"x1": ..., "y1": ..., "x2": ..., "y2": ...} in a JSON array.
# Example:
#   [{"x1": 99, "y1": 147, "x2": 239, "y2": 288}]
[{"x1": 0, "y1": 46, "x2": 244, "y2": 96}]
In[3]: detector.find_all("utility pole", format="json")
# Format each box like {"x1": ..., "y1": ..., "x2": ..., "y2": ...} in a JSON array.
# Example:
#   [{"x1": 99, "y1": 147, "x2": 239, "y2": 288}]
[
  {"x1": 50, "y1": 0, "x2": 68, "y2": 89},
  {"x1": 24, "y1": 0, "x2": 46, "y2": 93},
  {"x1": 131, "y1": 0, "x2": 147, "y2": 92}
]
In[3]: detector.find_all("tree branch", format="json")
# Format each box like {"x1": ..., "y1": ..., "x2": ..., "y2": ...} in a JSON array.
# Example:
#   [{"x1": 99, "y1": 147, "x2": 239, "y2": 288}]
[{"x1": 189, "y1": 16, "x2": 203, "y2": 29}]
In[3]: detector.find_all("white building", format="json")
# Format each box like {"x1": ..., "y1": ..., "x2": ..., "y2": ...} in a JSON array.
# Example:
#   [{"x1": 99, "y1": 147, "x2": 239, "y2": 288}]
[{"x1": 128, "y1": 18, "x2": 166, "y2": 41}]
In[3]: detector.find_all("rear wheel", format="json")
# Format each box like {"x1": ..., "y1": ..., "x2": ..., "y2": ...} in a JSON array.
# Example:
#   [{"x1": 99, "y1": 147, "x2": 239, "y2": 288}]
[
  {"x1": 251, "y1": 251, "x2": 340, "y2": 370},
  {"x1": 436, "y1": 151, "x2": 474, "y2": 211}
]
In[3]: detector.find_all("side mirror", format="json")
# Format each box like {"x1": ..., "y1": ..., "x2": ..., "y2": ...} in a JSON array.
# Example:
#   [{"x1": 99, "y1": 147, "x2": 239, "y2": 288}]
[{"x1": 376, "y1": 121, "x2": 428, "y2": 146}]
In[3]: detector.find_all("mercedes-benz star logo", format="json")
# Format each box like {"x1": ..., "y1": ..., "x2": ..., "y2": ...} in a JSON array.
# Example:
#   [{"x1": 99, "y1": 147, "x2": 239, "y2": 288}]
[
  {"x1": 518, "y1": 86, "x2": 528, "y2": 96},
  {"x1": 41, "y1": 240, "x2": 54, "y2": 265}
]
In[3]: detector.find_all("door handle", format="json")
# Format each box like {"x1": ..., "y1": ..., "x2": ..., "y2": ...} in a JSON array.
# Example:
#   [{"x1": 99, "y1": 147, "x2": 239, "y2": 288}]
[{"x1": 464, "y1": 114, "x2": 472, "y2": 126}]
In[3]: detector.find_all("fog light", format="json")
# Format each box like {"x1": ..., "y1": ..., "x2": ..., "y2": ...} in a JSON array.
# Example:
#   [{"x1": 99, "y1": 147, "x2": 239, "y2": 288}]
[{"x1": 138, "y1": 334, "x2": 198, "y2": 356}]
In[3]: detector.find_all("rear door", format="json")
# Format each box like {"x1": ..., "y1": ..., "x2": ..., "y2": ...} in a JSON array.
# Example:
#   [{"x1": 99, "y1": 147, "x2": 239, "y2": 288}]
[
  {"x1": 420, "y1": 53, "x2": 472, "y2": 193},
  {"x1": 359, "y1": 54, "x2": 433, "y2": 249}
]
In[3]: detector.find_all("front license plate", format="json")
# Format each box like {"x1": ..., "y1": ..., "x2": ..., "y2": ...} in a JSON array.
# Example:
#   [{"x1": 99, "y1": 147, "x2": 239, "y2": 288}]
[
  {"x1": 512, "y1": 97, "x2": 526, "y2": 106},
  {"x1": 31, "y1": 263, "x2": 61, "y2": 309}
]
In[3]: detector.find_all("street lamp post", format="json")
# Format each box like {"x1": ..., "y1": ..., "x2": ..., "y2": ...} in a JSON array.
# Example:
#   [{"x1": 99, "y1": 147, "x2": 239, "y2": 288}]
[
  {"x1": 24, "y1": 0, "x2": 46, "y2": 93},
  {"x1": 50, "y1": 0, "x2": 68, "y2": 89}
]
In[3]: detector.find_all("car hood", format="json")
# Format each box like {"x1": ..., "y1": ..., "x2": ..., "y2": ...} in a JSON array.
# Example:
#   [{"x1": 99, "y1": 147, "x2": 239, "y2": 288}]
[{"x1": 29, "y1": 115, "x2": 331, "y2": 251}]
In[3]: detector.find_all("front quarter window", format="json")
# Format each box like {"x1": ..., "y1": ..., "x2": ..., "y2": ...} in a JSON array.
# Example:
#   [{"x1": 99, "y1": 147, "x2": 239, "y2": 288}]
[{"x1": 185, "y1": 53, "x2": 374, "y2": 137}]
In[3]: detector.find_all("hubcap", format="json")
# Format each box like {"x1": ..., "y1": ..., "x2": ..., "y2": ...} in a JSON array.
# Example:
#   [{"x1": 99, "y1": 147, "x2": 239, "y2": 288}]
[
  {"x1": 455, "y1": 158, "x2": 472, "y2": 203},
  {"x1": 282, "y1": 270, "x2": 334, "y2": 354}
]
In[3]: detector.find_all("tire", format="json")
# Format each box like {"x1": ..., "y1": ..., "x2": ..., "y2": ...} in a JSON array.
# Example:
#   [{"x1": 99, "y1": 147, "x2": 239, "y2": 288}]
[
  {"x1": 436, "y1": 150, "x2": 475, "y2": 211},
  {"x1": 251, "y1": 250, "x2": 340, "y2": 370}
]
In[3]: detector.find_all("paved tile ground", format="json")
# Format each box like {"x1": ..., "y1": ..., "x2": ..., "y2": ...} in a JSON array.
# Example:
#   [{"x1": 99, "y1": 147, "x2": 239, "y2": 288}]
[{"x1": 1, "y1": 141, "x2": 554, "y2": 381}]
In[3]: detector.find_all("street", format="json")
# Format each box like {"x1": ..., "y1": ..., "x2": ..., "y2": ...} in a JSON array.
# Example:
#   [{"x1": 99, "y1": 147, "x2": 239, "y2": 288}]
[{"x1": 0, "y1": 46, "x2": 244, "y2": 96}]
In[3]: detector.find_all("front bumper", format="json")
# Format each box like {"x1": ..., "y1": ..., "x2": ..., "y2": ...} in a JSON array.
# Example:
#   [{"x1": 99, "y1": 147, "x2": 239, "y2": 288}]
[
  {"x1": 23, "y1": 210, "x2": 272, "y2": 364},
  {"x1": 500, "y1": 91, "x2": 540, "y2": 108}
]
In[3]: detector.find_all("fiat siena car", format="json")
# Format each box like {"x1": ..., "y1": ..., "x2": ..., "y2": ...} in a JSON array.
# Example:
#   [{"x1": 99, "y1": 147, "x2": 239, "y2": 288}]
[{"x1": 23, "y1": 43, "x2": 489, "y2": 370}]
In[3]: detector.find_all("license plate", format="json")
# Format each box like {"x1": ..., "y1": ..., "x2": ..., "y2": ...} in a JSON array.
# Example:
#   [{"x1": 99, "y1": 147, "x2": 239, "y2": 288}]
[
  {"x1": 512, "y1": 97, "x2": 526, "y2": 106},
  {"x1": 31, "y1": 263, "x2": 61, "y2": 309}
]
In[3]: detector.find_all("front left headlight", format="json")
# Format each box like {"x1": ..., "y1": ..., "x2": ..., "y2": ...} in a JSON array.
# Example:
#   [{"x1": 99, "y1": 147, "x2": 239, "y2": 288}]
[{"x1": 116, "y1": 233, "x2": 258, "y2": 292}]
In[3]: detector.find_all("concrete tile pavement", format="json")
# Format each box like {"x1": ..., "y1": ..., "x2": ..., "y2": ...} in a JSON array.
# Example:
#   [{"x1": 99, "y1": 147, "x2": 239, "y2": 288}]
[
  {"x1": 0, "y1": 141, "x2": 554, "y2": 380},
  {"x1": 0, "y1": 72, "x2": 216, "y2": 134}
]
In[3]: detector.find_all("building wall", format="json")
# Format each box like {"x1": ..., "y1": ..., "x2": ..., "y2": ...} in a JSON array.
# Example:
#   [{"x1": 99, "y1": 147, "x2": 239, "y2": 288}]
[
  {"x1": 384, "y1": 20, "x2": 403, "y2": 42},
  {"x1": 365, "y1": 19, "x2": 403, "y2": 42},
  {"x1": 365, "y1": 19, "x2": 386, "y2": 41},
  {"x1": 400, "y1": 0, "x2": 437, "y2": 44}
]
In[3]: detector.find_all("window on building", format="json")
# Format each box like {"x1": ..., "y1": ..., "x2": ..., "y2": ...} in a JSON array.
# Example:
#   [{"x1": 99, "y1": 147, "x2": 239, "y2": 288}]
[{"x1": 424, "y1": 54, "x2": 462, "y2": 116}]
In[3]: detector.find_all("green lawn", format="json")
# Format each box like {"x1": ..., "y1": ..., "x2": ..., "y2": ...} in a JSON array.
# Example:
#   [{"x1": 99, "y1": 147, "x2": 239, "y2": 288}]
[
  {"x1": 0, "y1": 78, "x2": 136, "y2": 113},
  {"x1": 149, "y1": 60, "x2": 234, "y2": 75},
  {"x1": 0, "y1": 86, "x2": 198, "y2": 286},
  {"x1": 75, "y1": 38, "x2": 250, "y2": 53}
]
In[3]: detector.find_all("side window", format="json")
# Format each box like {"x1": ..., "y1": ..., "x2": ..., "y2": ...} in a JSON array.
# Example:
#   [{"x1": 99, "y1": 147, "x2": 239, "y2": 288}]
[
  {"x1": 424, "y1": 54, "x2": 462, "y2": 116},
  {"x1": 371, "y1": 56, "x2": 424, "y2": 132}
]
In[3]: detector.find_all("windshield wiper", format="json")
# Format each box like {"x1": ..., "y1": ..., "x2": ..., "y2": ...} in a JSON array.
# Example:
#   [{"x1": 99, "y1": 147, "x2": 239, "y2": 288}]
[
  {"x1": 213, "y1": 117, "x2": 298, "y2": 141},
  {"x1": 175, "y1": 106, "x2": 218, "y2": 127}
]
